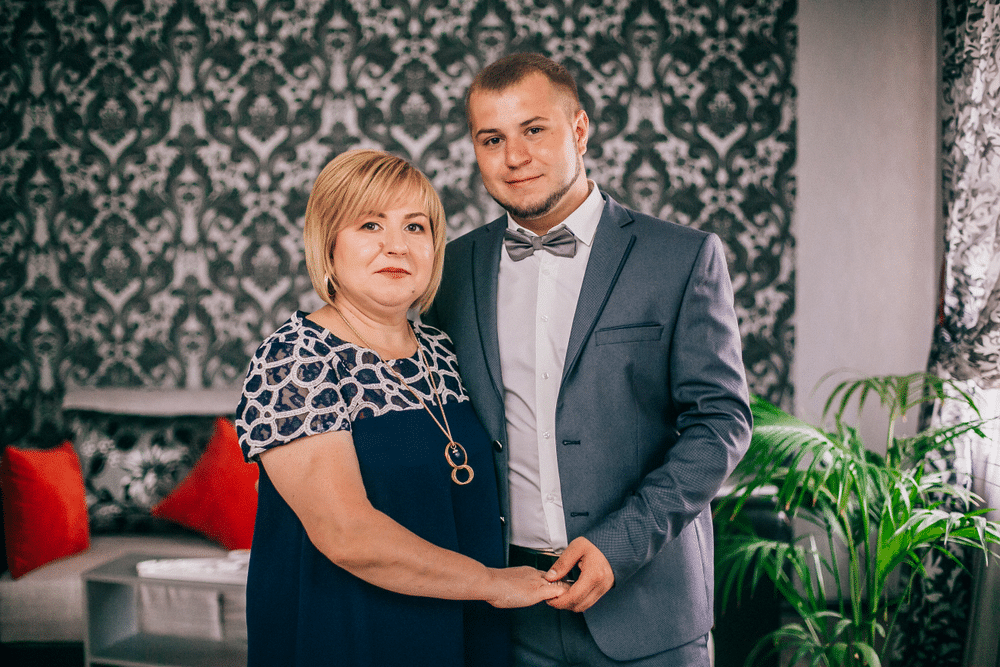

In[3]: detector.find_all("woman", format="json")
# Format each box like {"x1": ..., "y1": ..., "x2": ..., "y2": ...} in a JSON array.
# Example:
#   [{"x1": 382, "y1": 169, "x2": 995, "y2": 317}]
[{"x1": 235, "y1": 149, "x2": 565, "y2": 667}]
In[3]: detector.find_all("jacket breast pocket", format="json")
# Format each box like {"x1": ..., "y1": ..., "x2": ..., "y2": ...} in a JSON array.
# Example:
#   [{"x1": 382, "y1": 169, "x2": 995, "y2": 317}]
[{"x1": 594, "y1": 322, "x2": 663, "y2": 345}]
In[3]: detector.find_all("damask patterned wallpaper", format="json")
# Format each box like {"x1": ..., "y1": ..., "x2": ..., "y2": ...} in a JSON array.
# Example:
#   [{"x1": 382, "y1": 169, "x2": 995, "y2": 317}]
[{"x1": 0, "y1": 0, "x2": 796, "y2": 447}]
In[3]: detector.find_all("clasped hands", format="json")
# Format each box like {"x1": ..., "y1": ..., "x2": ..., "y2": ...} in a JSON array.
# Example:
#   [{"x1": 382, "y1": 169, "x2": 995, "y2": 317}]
[
  {"x1": 489, "y1": 536, "x2": 614, "y2": 611},
  {"x1": 541, "y1": 536, "x2": 615, "y2": 612}
]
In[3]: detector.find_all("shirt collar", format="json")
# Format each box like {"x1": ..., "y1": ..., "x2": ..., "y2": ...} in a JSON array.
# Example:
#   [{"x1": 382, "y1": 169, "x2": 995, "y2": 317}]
[{"x1": 505, "y1": 179, "x2": 604, "y2": 248}]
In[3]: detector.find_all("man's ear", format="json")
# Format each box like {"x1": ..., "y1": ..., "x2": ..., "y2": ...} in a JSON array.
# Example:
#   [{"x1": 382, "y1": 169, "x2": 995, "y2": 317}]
[{"x1": 574, "y1": 109, "x2": 590, "y2": 156}]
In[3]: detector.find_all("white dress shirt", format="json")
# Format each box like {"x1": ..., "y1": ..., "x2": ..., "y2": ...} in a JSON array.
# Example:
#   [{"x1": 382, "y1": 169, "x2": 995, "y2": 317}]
[{"x1": 497, "y1": 181, "x2": 605, "y2": 551}]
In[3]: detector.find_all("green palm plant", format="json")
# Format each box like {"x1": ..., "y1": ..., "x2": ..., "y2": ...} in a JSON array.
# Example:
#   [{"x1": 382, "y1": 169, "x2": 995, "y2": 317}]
[{"x1": 715, "y1": 373, "x2": 1000, "y2": 667}]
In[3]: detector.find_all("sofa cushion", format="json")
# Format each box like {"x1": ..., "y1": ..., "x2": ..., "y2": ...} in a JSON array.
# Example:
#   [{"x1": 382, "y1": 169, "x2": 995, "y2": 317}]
[
  {"x1": 67, "y1": 412, "x2": 217, "y2": 533},
  {"x1": 152, "y1": 418, "x2": 258, "y2": 550},
  {"x1": 0, "y1": 441, "x2": 91, "y2": 579},
  {"x1": 0, "y1": 533, "x2": 227, "y2": 643}
]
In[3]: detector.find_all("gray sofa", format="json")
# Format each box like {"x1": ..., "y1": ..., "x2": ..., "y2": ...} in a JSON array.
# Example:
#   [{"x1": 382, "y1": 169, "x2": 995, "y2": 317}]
[
  {"x1": 0, "y1": 534, "x2": 227, "y2": 645},
  {"x1": 0, "y1": 389, "x2": 244, "y2": 665}
]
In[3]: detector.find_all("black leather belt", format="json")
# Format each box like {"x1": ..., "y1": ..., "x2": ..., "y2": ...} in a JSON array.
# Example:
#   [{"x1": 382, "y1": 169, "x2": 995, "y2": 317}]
[{"x1": 508, "y1": 545, "x2": 581, "y2": 583}]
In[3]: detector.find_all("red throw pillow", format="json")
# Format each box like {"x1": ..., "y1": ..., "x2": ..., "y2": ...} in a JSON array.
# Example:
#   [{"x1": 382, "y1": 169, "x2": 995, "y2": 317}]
[
  {"x1": 1, "y1": 441, "x2": 91, "y2": 579},
  {"x1": 152, "y1": 417, "x2": 258, "y2": 550}
]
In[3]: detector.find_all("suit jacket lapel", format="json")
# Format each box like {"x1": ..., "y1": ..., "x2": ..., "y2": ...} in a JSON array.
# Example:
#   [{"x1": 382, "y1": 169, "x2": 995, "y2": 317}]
[
  {"x1": 563, "y1": 195, "x2": 636, "y2": 383},
  {"x1": 472, "y1": 216, "x2": 507, "y2": 407}
]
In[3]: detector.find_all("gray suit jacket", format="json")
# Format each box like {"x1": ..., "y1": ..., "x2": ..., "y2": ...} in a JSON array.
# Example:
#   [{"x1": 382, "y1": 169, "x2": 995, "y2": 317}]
[{"x1": 426, "y1": 193, "x2": 752, "y2": 661}]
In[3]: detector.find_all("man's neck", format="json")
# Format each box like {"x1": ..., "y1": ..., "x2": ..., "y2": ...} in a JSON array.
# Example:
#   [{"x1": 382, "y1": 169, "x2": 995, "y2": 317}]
[{"x1": 509, "y1": 176, "x2": 592, "y2": 236}]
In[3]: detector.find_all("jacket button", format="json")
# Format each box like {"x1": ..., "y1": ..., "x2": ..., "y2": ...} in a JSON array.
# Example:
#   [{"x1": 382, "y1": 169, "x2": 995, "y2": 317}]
[
  {"x1": 492, "y1": 440, "x2": 503, "y2": 452},
  {"x1": 499, "y1": 515, "x2": 506, "y2": 525}
]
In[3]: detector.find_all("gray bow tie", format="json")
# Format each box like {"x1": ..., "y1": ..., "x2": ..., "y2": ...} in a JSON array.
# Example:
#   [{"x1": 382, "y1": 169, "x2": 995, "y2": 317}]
[{"x1": 503, "y1": 227, "x2": 577, "y2": 261}]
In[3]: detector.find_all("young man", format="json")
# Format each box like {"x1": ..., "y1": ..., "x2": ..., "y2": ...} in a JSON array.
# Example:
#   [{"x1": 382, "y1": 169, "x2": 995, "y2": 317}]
[{"x1": 426, "y1": 53, "x2": 752, "y2": 667}]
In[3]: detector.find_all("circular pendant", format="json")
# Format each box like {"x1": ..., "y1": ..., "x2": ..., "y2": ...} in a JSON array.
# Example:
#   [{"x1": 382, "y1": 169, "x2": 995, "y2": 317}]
[
  {"x1": 445, "y1": 441, "x2": 474, "y2": 485},
  {"x1": 451, "y1": 464, "x2": 474, "y2": 485},
  {"x1": 446, "y1": 441, "x2": 469, "y2": 466}
]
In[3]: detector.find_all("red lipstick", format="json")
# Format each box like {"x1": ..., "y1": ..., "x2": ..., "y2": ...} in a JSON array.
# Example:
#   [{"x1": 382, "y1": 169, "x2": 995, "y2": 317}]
[{"x1": 377, "y1": 268, "x2": 410, "y2": 277}]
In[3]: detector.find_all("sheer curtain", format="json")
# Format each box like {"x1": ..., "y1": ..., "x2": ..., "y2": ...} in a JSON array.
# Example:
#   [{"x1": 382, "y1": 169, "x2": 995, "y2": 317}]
[
  {"x1": 928, "y1": 2, "x2": 1000, "y2": 666},
  {"x1": 962, "y1": 390, "x2": 1000, "y2": 667},
  {"x1": 891, "y1": 2, "x2": 1000, "y2": 665}
]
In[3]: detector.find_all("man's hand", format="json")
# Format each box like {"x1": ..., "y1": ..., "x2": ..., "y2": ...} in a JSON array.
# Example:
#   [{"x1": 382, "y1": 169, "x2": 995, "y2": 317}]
[{"x1": 543, "y1": 536, "x2": 614, "y2": 612}]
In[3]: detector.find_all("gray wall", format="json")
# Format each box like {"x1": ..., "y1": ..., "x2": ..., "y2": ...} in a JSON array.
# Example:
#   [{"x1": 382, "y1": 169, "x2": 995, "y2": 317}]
[
  {"x1": 795, "y1": 0, "x2": 940, "y2": 436},
  {"x1": 793, "y1": 0, "x2": 942, "y2": 618}
]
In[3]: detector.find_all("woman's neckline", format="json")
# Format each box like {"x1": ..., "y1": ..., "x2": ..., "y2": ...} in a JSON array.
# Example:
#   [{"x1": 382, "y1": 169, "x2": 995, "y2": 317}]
[{"x1": 297, "y1": 310, "x2": 422, "y2": 363}]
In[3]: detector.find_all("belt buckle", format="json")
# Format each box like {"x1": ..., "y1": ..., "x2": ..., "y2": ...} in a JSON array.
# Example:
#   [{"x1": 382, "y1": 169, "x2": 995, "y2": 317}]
[
  {"x1": 511, "y1": 546, "x2": 578, "y2": 583},
  {"x1": 532, "y1": 548, "x2": 579, "y2": 584},
  {"x1": 532, "y1": 548, "x2": 562, "y2": 558}
]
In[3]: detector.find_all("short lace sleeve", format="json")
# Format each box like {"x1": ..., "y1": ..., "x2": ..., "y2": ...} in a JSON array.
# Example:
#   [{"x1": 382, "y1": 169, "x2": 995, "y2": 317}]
[
  {"x1": 413, "y1": 323, "x2": 466, "y2": 399},
  {"x1": 236, "y1": 317, "x2": 351, "y2": 461}
]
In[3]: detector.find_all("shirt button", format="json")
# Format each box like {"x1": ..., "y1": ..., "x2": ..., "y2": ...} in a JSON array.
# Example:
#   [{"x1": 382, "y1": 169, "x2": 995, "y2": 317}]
[
  {"x1": 545, "y1": 493, "x2": 556, "y2": 503},
  {"x1": 541, "y1": 372, "x2": 550, "y2": 379},
  {"x1": 542, "y1": 431, "x2": 551, "y2": 439},
  {"x1": 540, "y1": 315, "x2": 549, "y2": 322}
]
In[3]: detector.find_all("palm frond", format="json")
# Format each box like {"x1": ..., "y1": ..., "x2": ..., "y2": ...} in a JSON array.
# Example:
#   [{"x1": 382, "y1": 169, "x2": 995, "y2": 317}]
[
  {"x1": 718, "y1": 374, "x2": 1000, "y2": 667},
  {"x1": 819, "y1": 372, "x2": 981, "y2": 426},
  {"x1": 716, "y1": 535, "x2": 821, "y2": 615}
]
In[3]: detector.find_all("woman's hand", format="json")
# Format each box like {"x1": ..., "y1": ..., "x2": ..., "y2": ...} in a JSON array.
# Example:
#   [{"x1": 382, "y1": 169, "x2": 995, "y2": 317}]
[{"x1": 484, "y1": 566, "x2": 571, "y2": 608}]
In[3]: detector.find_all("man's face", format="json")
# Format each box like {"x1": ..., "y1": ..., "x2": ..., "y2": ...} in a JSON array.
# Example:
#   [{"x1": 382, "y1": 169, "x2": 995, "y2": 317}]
[{"x1": 467, "y1": 72, "x2": 590, "y2": 235}]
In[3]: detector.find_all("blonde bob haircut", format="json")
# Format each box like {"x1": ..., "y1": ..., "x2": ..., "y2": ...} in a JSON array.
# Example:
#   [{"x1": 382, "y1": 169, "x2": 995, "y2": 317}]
[{"x1": 303, "y1": 149, "x2": 447, "y2": 313}]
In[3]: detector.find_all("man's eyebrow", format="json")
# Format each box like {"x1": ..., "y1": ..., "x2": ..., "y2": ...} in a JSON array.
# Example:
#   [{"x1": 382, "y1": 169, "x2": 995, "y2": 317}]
[
  {"x1": 519, "y1": 116, "x2": 548, "y2": 126},
  {"x1": 474, "y1": 116, "x2": 549, "y2": 138}
]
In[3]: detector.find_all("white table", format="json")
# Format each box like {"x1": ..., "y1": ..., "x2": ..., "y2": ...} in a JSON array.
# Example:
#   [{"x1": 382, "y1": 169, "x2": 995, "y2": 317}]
[{"x1": 83, "y1": 553, "x2": 247, "y2": 667}]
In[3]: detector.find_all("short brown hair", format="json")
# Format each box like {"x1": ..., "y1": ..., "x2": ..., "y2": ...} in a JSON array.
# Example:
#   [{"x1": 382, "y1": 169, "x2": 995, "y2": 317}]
[
  {"x1": 466, "y1": 53, "x2": 582, "y2": 129},
  {"x1": 303, "y1": 150, "x2": 447, "y2": 313}
]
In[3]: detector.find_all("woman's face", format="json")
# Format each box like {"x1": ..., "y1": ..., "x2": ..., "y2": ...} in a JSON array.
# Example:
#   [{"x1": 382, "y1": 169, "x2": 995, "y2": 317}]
[{"x1": 331, "y1": 189, "x2": 435, "y2": 317}]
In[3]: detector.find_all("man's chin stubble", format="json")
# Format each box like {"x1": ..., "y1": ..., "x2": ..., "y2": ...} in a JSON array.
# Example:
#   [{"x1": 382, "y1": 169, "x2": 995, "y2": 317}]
[
  {"x1": 492, "y1": 189, "x2": 565, "y2": 220},
  {"x1": 490, "y1": 163, "x2": 582, "y2": 221}
]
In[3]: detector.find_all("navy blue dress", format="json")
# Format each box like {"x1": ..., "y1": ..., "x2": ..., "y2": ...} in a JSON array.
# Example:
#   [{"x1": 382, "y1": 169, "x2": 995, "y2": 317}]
[{"x1": 236, "y1": 311, "x2": 510, "y2": 667}]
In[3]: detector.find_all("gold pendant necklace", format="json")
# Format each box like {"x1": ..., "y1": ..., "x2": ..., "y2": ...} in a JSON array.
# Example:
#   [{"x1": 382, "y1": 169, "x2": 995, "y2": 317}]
[{"x1": 332, "y1": 305, "x2": 474, "y2": 486}]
